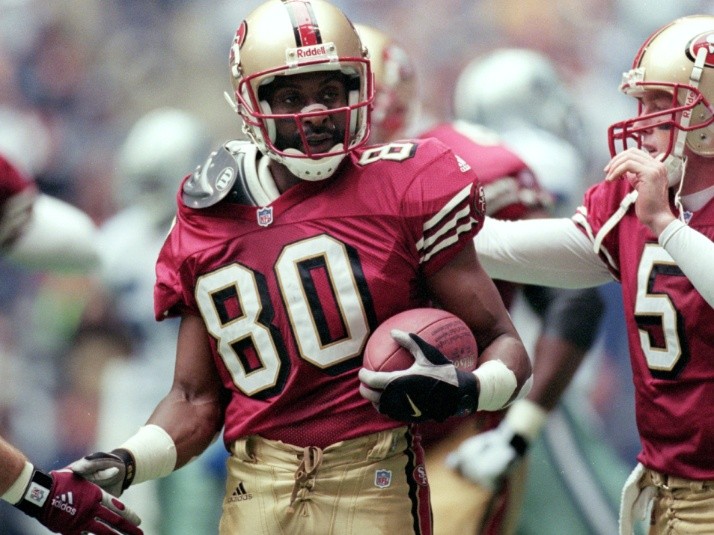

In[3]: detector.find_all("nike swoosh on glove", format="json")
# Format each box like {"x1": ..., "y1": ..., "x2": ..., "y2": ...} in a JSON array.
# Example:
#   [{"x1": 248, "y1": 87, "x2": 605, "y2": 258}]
[
  {"x1": 358, "y1": 329, "x2": 478, "y2": 422},
  {"x1": 14, "y1": 467, "x2": 143, "y2": 534},
  {"x1": 69, "y1": 449, "x2": 136, "y2": 498},
  {"x1": 619, "y1": 462, "x2": 656, "y2": 535}
]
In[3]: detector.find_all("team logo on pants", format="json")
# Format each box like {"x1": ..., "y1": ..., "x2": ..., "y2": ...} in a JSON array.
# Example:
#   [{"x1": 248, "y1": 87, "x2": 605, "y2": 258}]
[
  {"x1": 413, "y1": 464, "x2": 428, "y2": 486},
  {"x1": 374, "y1": 469, "x2": 392, "y2": 488}
]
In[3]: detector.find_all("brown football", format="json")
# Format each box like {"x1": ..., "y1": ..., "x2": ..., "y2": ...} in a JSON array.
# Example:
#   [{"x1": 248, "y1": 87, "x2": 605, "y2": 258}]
[{"x1": 363, "y1": 308, "x2": 478, "y2": 372}]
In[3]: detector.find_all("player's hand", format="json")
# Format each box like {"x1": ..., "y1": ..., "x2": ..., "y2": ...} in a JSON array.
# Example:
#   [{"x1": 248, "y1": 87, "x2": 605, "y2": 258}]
[
  {"x1": 445, "y1": 422, "x2": 527, "y2": 491},
  {"x1": 604, "y1": 148, "x2": 675, "y2": 235},
  {"x1": 619, "y1": 462, "x2": 656, "y2": 535},
  {"x1": 14, "y1": 467, "x2": 142, "y2": 534},
  {"x1": 69, "y1": 449, "x2": 136, "y2": 498},
  {"x1": 445, "y1": 398, "x2": 546, "y2": 490},
  {"x1": 358, "y1": 329, "x2": 478, "y2": 422}
]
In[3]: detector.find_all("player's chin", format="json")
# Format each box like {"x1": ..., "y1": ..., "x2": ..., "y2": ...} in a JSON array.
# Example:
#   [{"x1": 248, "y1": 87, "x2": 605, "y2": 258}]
[{"x1": 359, "y1": 383, "x2": 381, "y2": 404}]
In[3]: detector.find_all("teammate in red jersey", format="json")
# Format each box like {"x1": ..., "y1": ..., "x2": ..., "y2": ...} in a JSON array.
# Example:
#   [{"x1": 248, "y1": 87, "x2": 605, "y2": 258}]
[
  {"x1": 67, "y1": 2, "x2": 531, "y2": 534},
  {"x1": 357, "y1": 24, "x2": 607, "y2": 535},
  {"x1": 0, "y1": 153, "x2": 143, "y2": 534},
  {"x1": 418, "y1": 121, "x2": 605, "y2": 535},
  {"x1": 473, "y1": 15, "x2": 714, "y2": 535}
]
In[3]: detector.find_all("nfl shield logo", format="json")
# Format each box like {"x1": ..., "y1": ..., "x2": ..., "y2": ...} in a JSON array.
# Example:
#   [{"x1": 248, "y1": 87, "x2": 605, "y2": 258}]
[
  {"x1": 374, "y1": 469, "x2": 392, "y2": 488},
  {"x1": 257, "y1": 206, "x2": 273, "y2": 227}
]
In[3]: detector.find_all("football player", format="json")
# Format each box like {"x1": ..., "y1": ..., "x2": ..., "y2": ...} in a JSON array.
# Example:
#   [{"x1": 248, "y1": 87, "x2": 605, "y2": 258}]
[
  {"x1": 443, "y1": 47, "x2": 641, "y2": 535},
  {"x1": 0, "y1": 153, "x2": 143, "y2": 534},
  {"x1": 68, "y1": 2, "x2": 531, "y2": 534},
  {"x1": 473, "y1": 15, "x2": 714, "y2": 535},
  {"x1": 357, "y1": 25, "x2": 609, "y2": 535}
]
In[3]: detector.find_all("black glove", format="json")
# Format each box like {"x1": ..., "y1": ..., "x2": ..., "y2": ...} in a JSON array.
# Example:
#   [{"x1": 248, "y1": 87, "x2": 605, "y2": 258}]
[
  {"x1": 359, "y1": 330, "x2": 478, "y2": 422},
  {"x1": 68, "y1": 449, "x2": 136, "y2": 498}
]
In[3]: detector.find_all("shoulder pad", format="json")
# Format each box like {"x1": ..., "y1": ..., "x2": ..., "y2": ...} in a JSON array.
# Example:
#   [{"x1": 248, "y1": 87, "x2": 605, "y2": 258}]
[{"x1": 182, "y1": 141, "x2": 257, "y2": 209}]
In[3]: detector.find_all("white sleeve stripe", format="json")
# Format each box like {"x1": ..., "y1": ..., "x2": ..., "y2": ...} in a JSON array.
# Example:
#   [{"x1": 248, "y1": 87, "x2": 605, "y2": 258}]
[
  {"x1": 422, "y1": 184, "x2": 472, "y2": 232},
  {"x1": 417, "y1": 204, "x2": 471, "y2": 252},
  {"x1": 474, "y1": 217, "x2": 613, "y2": 288},
  {"x1": 415, "y1": 183, "x2": 476, "y2": 264},
  {"x1": 572, "y1": 210, "x2": 619, "y2": 274},
  {"x1": 420, "y1": 217, "x2": 477, "y2": 264}
]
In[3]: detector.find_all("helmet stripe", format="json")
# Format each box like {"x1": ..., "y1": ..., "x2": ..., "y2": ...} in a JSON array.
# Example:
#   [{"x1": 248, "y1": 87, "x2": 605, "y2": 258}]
[
  {"x1": 632, "y1": 20, "x2": 675, "y2": 68},
  {"x1": 283, "y1": 0, "x2": 322, "y2": 47}
]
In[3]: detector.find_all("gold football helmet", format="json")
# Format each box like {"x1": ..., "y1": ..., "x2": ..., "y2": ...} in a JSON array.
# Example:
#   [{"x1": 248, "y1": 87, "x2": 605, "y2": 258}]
[
  {"x1": 608, "y1": 15, "x2": 714, "y2": 160},
  {"x1": 227, "y1": 0, "x2": 373, "y2": 181},
  {"x1": 355, "y1": 24, "x2": 419, "y2": 144}
]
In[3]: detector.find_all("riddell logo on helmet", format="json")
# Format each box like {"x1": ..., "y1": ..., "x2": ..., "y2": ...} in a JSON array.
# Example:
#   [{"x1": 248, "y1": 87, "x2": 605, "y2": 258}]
[
  {"x1": 286, "y1": 43, "x2": 337, "y2": 65},
  {"x1": 296, "y1": 44, "x2": 327, "y2": 58}
]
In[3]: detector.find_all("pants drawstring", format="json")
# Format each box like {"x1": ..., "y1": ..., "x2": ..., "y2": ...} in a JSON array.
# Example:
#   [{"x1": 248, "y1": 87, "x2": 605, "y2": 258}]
[{"x1": 288, "y1": 446, "x2": 324, "y2": 515}]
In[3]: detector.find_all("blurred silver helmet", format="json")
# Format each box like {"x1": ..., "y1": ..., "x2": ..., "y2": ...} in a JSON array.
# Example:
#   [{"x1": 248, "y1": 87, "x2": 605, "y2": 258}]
[
  {"x1": 500, "y1": 128, "x2": 585, "y2": 217},
  {"x1": 453, "y1": 48, "x2": 590, "y2": 161},
  {"x1": 116, "y1": 107, "x2": 212, "y2": 223}
]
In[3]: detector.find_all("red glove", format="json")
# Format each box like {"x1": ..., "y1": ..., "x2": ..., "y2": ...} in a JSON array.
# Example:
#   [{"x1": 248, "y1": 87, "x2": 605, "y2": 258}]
[{"x1": 14, "y1": 467, "x2": 142, "y2": 535}]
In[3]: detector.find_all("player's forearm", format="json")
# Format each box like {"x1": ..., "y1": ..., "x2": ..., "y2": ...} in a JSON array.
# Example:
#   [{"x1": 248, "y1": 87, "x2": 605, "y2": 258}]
[
  {"x1": 475, "y1": 217, "x2": 613, "y2": 287},
  {"x1": 527, "y1": 335, "x2": 589, "y2": 412},
  {"x1": 0, "y1": 437, "x2": 29, "y2": 497},
  {"x1": 659, "y1": 219, "x2": 714, "y2": 308},
  {"x1": 73, "y1": 393, "x2": 224, "y2": 494},
  {"x1": 146, "y1": 389, "x2": 225, "y2": 469},
  {"x1": 529, "y1": 285, "x2": 604, "y2": 412}
]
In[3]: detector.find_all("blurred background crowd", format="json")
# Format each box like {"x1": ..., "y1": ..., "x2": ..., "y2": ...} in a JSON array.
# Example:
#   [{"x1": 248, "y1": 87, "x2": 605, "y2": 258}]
[{"x1": 1, "y1": 0, "x2": 712, "y2": 533}]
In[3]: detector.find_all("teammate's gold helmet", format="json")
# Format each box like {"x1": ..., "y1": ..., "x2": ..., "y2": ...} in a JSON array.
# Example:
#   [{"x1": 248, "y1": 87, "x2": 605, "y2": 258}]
[
  {"x1": 228, "y1": 0, "x2": 373, "y2": 181},
  {"x1": 608, "y1": 15, "x2": 714, "y2": 159},
  {"x1": 355, "y1": 24, "x2": 419, "y2": 144}
]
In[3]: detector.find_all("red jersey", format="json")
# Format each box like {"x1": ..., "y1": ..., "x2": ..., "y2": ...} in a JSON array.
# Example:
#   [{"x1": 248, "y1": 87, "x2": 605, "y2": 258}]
[
  {"x1": 421, "y1": 121, "x2": 552, "y2": 309},
  {"x1": 0, "y1": 154, "x2": 35, "y2": 249},
  {"x1": 417, "y1": 122, "x2": 551, "y2": 441},
  {"x1": 154, "y1": 138, "x2": 485, "y2": 449},
  {"x1": 575, "y1": 178, "x2": 714, "y2": 480},
  {"x1": 420, "y1": 122, "x2": 550, "y2": 221}
]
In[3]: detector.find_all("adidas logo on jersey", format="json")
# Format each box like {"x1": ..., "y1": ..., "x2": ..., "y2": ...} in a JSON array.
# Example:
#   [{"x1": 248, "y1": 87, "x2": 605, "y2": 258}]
[
  {"x1": 227, "y1": 481, "x2": 253, "y2": 503},
  {"x1": 52, "y1": 492, "x2": 77, "y2": 516}
]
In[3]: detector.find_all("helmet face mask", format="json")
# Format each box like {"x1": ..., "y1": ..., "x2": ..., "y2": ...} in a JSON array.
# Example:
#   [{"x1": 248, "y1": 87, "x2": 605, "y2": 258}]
[
  {"x1": 247, "y1": 70, "x2": 357, "y2": 158},
  {"x1": 228, "y1": 0, "x2": 373, "y2": 181},
  {"x1": 607, "y1": 85, "x2": 703, "y2": 160},
  {"x1": 608, "y1": 15, "x2": 714, "y2": 161}
]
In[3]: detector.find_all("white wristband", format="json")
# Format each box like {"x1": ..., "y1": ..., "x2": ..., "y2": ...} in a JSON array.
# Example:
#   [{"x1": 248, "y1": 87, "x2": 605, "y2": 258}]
[
  {"x1": 120, "y1": 424, "x2": 177, "y2": 484},
  {"x1": 504, "y1": 399, "x2": 548, "y2": 442},
  {"x1": 473, "y1": 359, "x2": 518, "y2": 411},
  {"x1": 1, "y1": 461, "x2": 34, "y2": 505}
]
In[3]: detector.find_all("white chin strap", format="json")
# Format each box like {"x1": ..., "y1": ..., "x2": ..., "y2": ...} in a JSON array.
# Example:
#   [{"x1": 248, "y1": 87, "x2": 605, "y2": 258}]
[
  {"x1": 281, "y1": 146, "x2": 346, "y2": 181},
  {"x1": 661, "y1": 154, "x2": 685, "y2": 188},
  {"x1": 665, "y1": 45, "x2": 706, "y2": 220}
]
